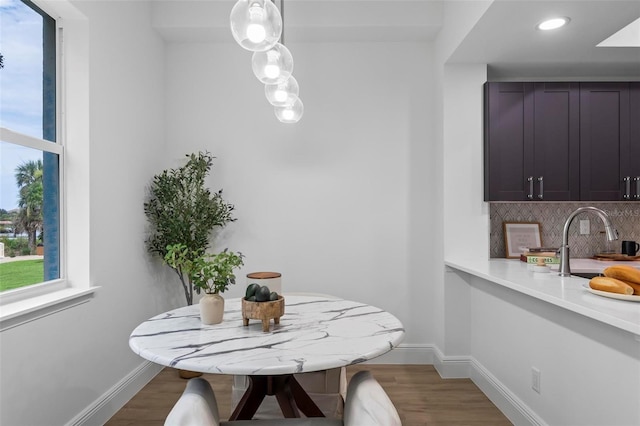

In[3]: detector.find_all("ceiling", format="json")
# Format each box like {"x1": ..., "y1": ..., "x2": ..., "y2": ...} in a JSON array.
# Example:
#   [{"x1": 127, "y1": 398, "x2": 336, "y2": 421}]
[
  {"x1": 152, "y1": 0, "x2": 443, "y2": 42},
  {"x1": 450, "y1": 0, "x2": 640, "y2": 78},
  {"x1": 152, "y1": 0, "x2": 640, "y2": 78}
]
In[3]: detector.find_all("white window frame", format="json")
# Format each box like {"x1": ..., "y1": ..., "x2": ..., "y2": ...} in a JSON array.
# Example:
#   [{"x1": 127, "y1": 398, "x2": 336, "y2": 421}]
[{"x1": 0, "y1": 0, "x2": 95, "y2": 331}]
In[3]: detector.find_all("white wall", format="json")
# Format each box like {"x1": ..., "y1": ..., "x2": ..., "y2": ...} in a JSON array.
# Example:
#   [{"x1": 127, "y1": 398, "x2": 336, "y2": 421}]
[
  {"x1": 442, "y1": 64, "x2": 489, "y2": 259},
  {"x1": 431, "y1": 0, "x2": 493, "y2": 355},
  {"x1": 0, "y1": 1, "x2": 173, "y2": 425},
  {"x1": 163, "y1": 40, "x2": 437, "y2": 350}
]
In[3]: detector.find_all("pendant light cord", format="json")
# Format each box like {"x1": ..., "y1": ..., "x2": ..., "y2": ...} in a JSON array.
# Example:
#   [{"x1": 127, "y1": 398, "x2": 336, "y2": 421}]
[{"x1": 274, "y1": 0, "x2": 285, "y2": 45}]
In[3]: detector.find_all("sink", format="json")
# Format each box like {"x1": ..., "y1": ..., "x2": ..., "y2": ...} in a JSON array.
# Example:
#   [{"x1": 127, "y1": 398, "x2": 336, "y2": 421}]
[{"x1": 571, "y1": 272, "x2": 601, "y2": 279}]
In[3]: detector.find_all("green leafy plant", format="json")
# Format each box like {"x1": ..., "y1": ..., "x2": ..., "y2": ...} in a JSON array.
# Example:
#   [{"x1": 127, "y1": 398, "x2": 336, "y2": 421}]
[
  {"x1": 144, "y1": 152, "x2": 236, "y2": 305},
  {"x1": 193, "y1": 249, "x2": 245, "y2": 294},
  {"x1": 165, "y1": 244, "x2": 244, "y2": 295}
]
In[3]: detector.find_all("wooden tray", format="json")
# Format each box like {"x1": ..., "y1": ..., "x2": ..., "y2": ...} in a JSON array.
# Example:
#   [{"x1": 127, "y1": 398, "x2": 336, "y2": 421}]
[{"x1": 592, "y1": 253, "x2": 640, "y2": 261}]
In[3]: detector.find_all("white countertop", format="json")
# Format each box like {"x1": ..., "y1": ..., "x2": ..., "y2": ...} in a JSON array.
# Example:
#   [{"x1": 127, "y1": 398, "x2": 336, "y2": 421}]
[{"x1": 444, "y1": 258, "x2": 640, "y2": 337}]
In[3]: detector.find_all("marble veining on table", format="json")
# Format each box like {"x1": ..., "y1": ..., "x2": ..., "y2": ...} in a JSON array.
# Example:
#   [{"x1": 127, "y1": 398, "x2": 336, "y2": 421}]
[{"x1": 129, "y1": 295, "x2": 405, "y2": 375}]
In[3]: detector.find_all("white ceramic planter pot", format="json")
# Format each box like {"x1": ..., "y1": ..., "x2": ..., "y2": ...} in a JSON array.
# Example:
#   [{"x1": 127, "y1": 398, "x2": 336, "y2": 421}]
[{"x1": 200, "y1": 293, "x2": 224, "y2": 325}]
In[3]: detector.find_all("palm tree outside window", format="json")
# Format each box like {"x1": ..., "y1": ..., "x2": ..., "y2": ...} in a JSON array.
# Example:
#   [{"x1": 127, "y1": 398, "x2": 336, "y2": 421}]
[{"x1": 14, "y1": 160, "x2": 43, "y2": 254}]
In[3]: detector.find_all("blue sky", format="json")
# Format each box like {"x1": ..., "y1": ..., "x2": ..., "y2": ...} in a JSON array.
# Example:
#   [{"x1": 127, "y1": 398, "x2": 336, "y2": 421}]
[{"x1": 0, "y1": 0, "x2": 44, "y2": 211}]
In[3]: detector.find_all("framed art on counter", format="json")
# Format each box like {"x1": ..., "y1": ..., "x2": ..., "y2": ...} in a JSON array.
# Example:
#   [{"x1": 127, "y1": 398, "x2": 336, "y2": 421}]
[{"x1": 503, "y1": 222, "x2": 542, "y2": 258}]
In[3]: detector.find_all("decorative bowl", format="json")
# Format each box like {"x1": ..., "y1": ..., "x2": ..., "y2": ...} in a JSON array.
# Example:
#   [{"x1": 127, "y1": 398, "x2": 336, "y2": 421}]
[{"x1": 241, "y1": 296, "x2": 285, "y2": 332}]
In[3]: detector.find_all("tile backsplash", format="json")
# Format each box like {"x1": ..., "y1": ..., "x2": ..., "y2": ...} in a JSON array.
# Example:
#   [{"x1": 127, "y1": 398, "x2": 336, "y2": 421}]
[{"x1": 490, "y1": 202, "x2": 640, "y2": 258}]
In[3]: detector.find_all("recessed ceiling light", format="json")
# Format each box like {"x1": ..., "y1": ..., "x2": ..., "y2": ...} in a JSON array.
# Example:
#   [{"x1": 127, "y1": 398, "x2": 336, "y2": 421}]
[{"x1": 537, "y1": 17, "x2": 570, "y2": 31}]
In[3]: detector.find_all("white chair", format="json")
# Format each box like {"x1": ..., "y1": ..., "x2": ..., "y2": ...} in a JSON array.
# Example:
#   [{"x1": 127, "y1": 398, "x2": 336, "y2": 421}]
[
  {"x1": 164, "y1": 376, "x2": 220, "y2": 426},
  {"x1": 342, "y1": 370, "x2": 402, "y2": 426},
  {"x1": 165, "y1": 371, "x2": 402, "y2": 426}
]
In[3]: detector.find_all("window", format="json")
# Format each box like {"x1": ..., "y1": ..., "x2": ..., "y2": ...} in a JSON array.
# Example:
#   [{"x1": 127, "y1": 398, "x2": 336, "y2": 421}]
[
  {"x1": 0, "y1": 0, "x2": 92, "y2": 330},
  {"x1": 0, "y1": 0, "x2": 60, "y2": 292}
]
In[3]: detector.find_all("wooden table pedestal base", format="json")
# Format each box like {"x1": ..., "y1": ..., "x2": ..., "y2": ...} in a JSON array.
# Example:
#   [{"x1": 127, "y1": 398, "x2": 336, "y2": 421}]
[{"x1": 229, "y1": 375, "x2": 325, "y2": 420}]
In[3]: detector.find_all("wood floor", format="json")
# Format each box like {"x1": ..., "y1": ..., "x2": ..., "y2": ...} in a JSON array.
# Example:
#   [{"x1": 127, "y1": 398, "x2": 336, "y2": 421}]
[{"x1": 106, "y1": 365, "x2": 512, "y2": 426}]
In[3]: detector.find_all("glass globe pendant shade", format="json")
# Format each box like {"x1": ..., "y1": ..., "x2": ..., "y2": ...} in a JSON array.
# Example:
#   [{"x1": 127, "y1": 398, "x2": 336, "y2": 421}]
[
  {"x1": 275, "y1": 96, "x2": 303, "y2": 123},
  {"x1": 265, "y1": 76, "x2": 299, "y2": 106},
  {"x1": 252, "y1": 43, "x2": 293, "y2": 84},
  {"x1": 230, "y1": 0, "x2": 282, "y2": 52}
]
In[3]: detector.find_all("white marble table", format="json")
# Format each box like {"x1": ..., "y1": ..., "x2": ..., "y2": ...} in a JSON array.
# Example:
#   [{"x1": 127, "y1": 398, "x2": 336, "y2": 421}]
[{"x1": 129, "y1": 295, "x2": 405, "y2": 420}]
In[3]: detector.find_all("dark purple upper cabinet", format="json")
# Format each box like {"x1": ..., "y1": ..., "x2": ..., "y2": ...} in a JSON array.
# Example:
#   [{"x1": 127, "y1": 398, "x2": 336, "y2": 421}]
[
  {"x1": 484, "y1": 82, "x2": 579, "y2": 201},
  {"x1": 533, "y1": 82, "x2": 580, "y2": 201},
  {"x1": 484, "y1": 82, "x2": 534, "y2": 201},
  {"x1": 579, "y1": 83, "x2": 631, "y2": 201},
  {"x1": 629, "y1": 82, "x2": 640, "y2": 200}
]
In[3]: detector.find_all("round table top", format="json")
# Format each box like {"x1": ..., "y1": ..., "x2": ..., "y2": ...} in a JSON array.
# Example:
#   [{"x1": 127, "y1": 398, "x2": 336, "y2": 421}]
[{"x1": 129, "y1": 294, "x2": 405, "y2": 375}]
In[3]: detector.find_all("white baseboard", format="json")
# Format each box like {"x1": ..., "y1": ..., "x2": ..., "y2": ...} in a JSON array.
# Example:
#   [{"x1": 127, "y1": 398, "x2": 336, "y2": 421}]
[
  {"x1": 66, "y1": 361, "x2": 163, "y2": 426},
  {"x1": 469, "y1": 358, "x2": 547, "y2": 426},
  {"x1": 432, "y1": 347, "x2": 545, "y2": 426},
  {"x1": 432, "y1": 346, "x2": 472, "y2": 378}
]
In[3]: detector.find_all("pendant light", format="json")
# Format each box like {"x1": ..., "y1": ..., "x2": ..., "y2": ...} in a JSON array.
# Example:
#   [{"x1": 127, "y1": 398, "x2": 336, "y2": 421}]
[
  {"x1": 230, "y1": 0, "x2": 304, "y2": 123},
  {"x1": 230, "y1": 0, "x2": 282, "y2": 52},
  {"x1": 265, "y1": 75, "x2": 299, "y2": 106},
  {"x1": 274, "y1": 95, "x2": 303, "y2": 123},
  {"x1": 269, "y1": 0, "x2": 303, "y2": 123},
  {"x1": 252, "y1": 43, "x2": 293, "y2": 84}
]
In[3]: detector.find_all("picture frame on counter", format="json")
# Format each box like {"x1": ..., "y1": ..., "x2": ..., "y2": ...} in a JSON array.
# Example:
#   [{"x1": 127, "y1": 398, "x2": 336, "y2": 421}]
[{"x1": 503, "y1": 222, "x2": 542, "y2": 258}]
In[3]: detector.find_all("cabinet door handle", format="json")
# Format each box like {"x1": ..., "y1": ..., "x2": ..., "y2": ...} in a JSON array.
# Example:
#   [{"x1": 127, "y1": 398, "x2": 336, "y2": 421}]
[
  {"x1": 623, "y1": 176, "x2": 631, "y2": 200},
  {"x1": 527, "y1": 176, "x2": 534, "y2": 199},
  {"x1": 537, "y1": 176, "x2": 544, "y2": 199},
  {"x1": 634, "y1": 177, "x2": 640, "y2": 200}
]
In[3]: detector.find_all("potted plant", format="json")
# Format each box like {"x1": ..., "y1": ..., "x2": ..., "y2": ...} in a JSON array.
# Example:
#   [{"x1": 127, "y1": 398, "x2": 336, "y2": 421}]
[
  {"x1": 144, "y1": 152, "x2": 236, "y2": 306},
  {"x1": 166, "y1": 244, "x2": 244, "y2": 324}
]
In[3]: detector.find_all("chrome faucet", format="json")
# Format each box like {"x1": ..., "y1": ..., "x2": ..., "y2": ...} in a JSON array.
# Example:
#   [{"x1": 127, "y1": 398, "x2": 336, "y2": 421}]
[{"x1": 558, "y1": 207, "x2": 618, "y2": 276}]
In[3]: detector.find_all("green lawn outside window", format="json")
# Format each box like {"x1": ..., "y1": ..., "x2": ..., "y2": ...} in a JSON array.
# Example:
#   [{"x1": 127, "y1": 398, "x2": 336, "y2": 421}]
[{"x1": 0, "y1": 259, "x2": 44, "y2": 291}]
